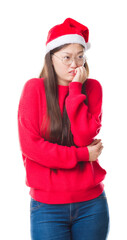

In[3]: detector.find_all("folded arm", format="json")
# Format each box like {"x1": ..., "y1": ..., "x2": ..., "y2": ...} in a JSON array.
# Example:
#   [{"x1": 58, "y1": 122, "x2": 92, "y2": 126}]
[
  {"x1": 65, "y1": 79, "x2": 103, "y2": 146},
  {"x1": 17, "y1": 79, "x2": 89, "y2": 170}
]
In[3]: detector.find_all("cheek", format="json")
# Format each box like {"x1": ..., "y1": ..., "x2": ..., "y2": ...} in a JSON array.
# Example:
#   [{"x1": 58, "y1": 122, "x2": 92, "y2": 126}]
[{"x1": 54, "y1": 63, "x2": 67, "y2": 77}]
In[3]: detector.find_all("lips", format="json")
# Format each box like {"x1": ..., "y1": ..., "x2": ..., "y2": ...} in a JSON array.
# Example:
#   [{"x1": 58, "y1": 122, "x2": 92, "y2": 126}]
[{"x1": 69, "y1": 70, "x2": 76, "y2": 75}]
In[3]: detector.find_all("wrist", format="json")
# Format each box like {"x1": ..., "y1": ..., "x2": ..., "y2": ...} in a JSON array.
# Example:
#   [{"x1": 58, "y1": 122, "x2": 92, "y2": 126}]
[{"x1": 69, "y1": 81, "x2": 83, "y2": 95}]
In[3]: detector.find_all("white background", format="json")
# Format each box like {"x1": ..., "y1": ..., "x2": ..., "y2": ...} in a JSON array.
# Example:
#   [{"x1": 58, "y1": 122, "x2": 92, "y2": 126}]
[{"x1": 0, "y1": 0, "x2": 127, "y2": 239}]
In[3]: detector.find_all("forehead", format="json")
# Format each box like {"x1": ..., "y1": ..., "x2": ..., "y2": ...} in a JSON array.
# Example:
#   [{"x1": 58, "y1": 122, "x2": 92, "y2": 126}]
[{"x1": 59, "y1": 43, "x2": 84, "y2": 53}]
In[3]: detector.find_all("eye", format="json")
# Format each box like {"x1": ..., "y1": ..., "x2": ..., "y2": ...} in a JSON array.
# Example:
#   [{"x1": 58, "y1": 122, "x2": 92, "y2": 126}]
[
  {"x1": 63, "y1": 56, "x2": 70, "y2": 60},
  {"x1": 78, "y1": 55, "x2": 84, "y2": 59}
]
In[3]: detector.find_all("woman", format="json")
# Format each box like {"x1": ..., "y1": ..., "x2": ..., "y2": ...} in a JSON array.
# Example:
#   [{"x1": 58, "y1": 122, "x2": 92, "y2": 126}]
[{"x1": 17, "y1": 18, "x2": 110, "y2": 240}]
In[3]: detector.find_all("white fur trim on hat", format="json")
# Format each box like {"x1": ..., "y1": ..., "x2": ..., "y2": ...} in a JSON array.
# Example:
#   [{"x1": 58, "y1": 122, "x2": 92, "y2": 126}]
[{"x1": 46, "y1": 34, "x2": 90, "y2": 53}]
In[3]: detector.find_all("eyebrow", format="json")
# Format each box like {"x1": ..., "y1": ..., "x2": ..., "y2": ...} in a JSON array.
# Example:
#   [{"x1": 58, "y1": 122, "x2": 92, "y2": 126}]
[{"x1": 62, "y1": 50, "x2": 84, "y2": 54}]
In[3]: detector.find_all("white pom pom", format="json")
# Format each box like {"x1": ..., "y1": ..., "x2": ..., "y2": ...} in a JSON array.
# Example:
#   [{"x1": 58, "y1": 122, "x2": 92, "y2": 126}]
[{"x1": 86, "y1": 42, "x2": 91, "y2": 50}]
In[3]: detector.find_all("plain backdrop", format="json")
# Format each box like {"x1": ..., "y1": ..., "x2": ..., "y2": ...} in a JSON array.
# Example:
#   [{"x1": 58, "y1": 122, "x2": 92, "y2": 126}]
[{"x1": 0, "y1": 0, "x2": 127, "y2": 239}]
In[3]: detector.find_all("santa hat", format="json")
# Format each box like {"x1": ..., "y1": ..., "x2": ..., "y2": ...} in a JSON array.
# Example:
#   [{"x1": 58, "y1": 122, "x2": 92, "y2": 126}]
[{"x1": 45, "y1": 18, "x2": 91, "y2": 53}]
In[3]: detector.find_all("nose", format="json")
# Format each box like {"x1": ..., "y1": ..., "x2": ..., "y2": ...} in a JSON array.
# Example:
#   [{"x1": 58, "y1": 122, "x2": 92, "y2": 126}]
[{"x1": 70, "y1": 58, "x2": 78, "y2": 67}]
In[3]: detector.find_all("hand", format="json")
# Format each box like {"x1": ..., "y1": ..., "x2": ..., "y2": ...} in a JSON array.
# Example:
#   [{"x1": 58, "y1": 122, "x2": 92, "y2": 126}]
[
  {"x1": 87, "y1": 139, "x2": 104, "y2": 162},
  {"x1": 71, "y1": 66, "x2": 87, "y2": 84}
]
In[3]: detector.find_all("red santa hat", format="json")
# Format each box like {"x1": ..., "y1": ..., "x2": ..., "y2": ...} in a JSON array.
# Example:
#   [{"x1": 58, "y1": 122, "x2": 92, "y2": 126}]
[{"x1": 45, "y1": 18, "x2": 91, "y2": 53}]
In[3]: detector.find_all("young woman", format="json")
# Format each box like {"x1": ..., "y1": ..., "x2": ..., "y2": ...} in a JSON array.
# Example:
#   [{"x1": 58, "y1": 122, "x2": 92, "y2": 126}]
[{"x1": 17, "y1": 18, "x2": 110, "y2": 240}]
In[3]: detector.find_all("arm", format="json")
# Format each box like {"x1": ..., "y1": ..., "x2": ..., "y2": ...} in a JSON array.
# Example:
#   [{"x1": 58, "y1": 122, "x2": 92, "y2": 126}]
[
  {"x1": 17, "y1": 79, "x2": 89, "y2": 170},
  {"x1": 65, "y1": 79, "x2": 103, "y2": 146}
]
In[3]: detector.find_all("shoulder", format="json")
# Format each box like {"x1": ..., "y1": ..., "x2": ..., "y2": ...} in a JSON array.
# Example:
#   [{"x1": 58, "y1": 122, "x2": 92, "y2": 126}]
[
  {"x1": 23, "y1": 77, "x2": 45, "y2": 89},
  {"x1": 85, "y1": 78, "x2": 102, "y2": 89},
  {"x1": 21, "y1": 78, "x2": 45, "y2": 95},
  {"x1": 19, "y1": 78, "x2": 45, "y2": 102},
  {"x1": 84, "y1": 78, "x2": 103, "y2": 94}
]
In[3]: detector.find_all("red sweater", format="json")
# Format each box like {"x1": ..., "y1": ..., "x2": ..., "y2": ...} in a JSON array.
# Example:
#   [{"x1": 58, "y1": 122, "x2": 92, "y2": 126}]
[{"x1": 17, "y1": 77, "x2": 106, "y2": 204}]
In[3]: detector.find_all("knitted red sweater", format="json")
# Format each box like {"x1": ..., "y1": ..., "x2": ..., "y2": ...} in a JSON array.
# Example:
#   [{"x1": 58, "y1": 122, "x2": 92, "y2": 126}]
[{"x1": 17, "y1": 78, "x2": 106, "y2": 204}]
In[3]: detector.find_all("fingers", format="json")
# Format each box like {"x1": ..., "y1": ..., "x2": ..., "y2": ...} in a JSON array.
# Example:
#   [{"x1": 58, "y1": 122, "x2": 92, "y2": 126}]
[
  {"x1": 91, "y1": 139, "x2": 101, "y2": 145},
  {"x1": 78, "y1": 66, "x2": 86, "y2": 76},
  {"x1": 98, "y1": 143, "x2": 104, "y2": 156},
  {"x1": 73, "y1": 66, "x2": 87, "y2": 83},
  {"x1": 98, "y1": 146, "x2": 104, "y2": 156},
  {"x1": 75, "y1": 66, "x2": 86, "y2": 76},
  {"x1": 97, "y1": 140, "x2": 103, "y2": 149},
  {"x1": 92, "y1": 139, "x2": 104, "y2": 151}
]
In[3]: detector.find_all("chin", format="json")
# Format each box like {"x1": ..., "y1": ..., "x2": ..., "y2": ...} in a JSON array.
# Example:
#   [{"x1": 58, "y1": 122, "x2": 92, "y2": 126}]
[{"x1": 67, "y1": 76, "x2": 74, "y2": 81}]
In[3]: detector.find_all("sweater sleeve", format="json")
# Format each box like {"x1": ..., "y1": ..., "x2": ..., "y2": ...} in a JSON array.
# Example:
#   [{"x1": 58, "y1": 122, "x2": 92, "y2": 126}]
[
  {"x1": 17, "y1": 79, "x2": 89, "y2": 170},
  {"x1": 65, "y1": 80, "x2": 103, "y2": 146}
]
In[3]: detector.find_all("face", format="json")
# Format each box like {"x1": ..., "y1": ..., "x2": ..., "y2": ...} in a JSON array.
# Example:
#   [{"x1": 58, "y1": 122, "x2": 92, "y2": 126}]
[{"x1": 51, "y1": 43, "x2": 85, "y2": 86}]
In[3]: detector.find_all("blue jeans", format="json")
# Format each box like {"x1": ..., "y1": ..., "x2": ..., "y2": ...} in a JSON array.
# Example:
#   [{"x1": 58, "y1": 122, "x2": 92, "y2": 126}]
[{"x1": 30, "y1": 190, "x2": 110, "y2": 240}]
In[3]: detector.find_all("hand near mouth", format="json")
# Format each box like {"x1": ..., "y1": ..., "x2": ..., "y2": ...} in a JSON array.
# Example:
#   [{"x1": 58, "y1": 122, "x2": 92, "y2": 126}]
[{"x1": 71, "y1": 66, "x2": 87, "y2": 84}]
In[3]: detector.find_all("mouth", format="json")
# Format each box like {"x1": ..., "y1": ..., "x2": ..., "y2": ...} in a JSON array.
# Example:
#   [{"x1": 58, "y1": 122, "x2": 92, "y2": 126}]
[{"x1": 69, "y1": 70, "x2": 76, "y2": 75}]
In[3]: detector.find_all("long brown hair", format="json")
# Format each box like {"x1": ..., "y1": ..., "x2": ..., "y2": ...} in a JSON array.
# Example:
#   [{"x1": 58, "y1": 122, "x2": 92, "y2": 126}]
[{"x1": 38, "y1": 44, "x2": 89, "y2": 173}]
